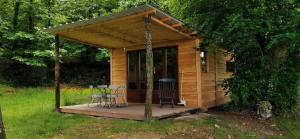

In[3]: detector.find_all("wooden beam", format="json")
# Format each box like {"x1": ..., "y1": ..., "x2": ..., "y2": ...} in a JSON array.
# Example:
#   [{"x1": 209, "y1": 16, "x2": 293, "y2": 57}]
[
  {"x1": 55, "y1": 35, "x2": 61, "y2": 112},
  {"x1": 126, "y1": 39, "x2": 191, "y2": 51},
  {"x1": 0, "y1": 108, "x2": 5, "y2": 139},
  {"x1": 171, "y1": 23, "x2": 182, "y2": 28},
  {"x1": 110, "y1": 49, "x2": 113, "y2": 85},
  {"x1": 160, "y1": 17, "x2": 171, "y2": 22},
  {"x1": 144, "y1": 9, "x2": 157, "y2": 18},
  {"x1": 190, "y1": 31, "x2": 198, "y2": 35},
  {"x1": 144, "y1": 14, "x2": 154, "y2": 121},
  {"x1": 151, "y1": 17, "x2": 192, "y2": 39}
]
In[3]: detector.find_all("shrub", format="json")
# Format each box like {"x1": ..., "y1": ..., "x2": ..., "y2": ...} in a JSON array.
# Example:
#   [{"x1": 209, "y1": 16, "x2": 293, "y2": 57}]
[{"x1": 180, "y1": 0, "x2": 300, "y2": 112}]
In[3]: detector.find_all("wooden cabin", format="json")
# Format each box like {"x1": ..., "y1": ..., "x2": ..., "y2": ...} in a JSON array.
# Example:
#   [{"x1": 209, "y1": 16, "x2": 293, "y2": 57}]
[{"x1": 45, "y1": 5, "x2": 232, "y2": 110}]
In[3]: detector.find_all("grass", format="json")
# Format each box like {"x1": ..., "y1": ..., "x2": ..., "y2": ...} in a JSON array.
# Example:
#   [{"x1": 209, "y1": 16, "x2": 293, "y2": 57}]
[
  {"x1": 0, "y1": 84, "x2": 299, "y2": 139},
  {"x1": 0, "y1": 85, "x2": 95, "y2": 139}
]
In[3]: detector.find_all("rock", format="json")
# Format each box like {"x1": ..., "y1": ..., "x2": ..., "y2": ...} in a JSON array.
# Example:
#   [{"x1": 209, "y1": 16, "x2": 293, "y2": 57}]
[{"x1": 257, "y1": 101, "x2": 272, "y2": 119}]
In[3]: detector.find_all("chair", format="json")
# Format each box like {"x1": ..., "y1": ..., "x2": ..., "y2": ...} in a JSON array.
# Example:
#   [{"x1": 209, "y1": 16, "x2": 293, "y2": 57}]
[
  {"x1": 158, "y1": 78, "x2": 176, "y2": 108},
  {"x1": 105, "y1": 85, "x2": 128, "y2": 107},
  {"x1": 88, "y1": 85, "x2": 107, "y2": 107},
  {"x1": 105, "y1": 85, "x2": 120, "y2": 108},
  {"x1": 115, "y1": 86, "x2": 128, "y2": 107}
]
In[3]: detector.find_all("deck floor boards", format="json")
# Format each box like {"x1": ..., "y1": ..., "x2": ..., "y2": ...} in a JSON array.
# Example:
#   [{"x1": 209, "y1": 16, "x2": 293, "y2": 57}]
[{"x1": 60, "y1": 103, "x2": 200, "y2": 120}]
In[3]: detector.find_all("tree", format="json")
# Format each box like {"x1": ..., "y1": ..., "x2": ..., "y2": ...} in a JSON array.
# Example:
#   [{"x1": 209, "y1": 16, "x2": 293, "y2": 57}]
[
  {"x1": 0, "y1": 108, "x2": 5, "y2": 139},
  {"x1": 12, "y1": 0, "x2": 20, "y2": 31},
  {"x1": 178, "y1": 0, "x2": 300, "y2": 112},
  {"x1": 0, "y1": 0, "x2": 119, "y2": 86},
  {"x1": 144, "y1": 14, "x2": 154, "y2": 121}
]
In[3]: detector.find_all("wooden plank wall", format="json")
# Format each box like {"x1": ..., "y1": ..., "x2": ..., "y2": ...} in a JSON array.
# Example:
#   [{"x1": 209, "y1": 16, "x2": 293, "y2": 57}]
[
  {"x1": 201, "y1": 52, "x2": 217, "y2": 108},
  {"x1": 110, "y1": 48, "x2": 127, "y2": 87},
  {"x1": 178, "y1": 40, "x2": 200, "y2": 108},
  {"x1": 110, "y1": 41, "x2": 230, "y2": 109},
  {"x1": 201, "y1": 50, "x2": 232, "y2": 108},
  {"x1": 110, "y1": 48, "x2": 128, "y2": 104}
]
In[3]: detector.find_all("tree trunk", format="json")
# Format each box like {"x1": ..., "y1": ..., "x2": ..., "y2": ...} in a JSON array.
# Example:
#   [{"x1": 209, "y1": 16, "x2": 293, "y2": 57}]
[
  {"x1": 0, "y1": 108, "x2": 6, "y2": 139},
  {"x1": 12, "y1": 0, "x2": 20, "y2": 30},
  {"x1": 11, "y1": 0, "x2": 20, "y2": 51},
  {"x1": 55, "y1": 35, "x2": 61, "y2": 112},
  {"x1": 144, "y1": 14, "x2": 153, "y2": 121},
  {"x1": 28, "y1": 0, "x2": 34, "y2": 33},
  {"x1": 46, "y1": 0, "x2": 52, "y2": 27}
]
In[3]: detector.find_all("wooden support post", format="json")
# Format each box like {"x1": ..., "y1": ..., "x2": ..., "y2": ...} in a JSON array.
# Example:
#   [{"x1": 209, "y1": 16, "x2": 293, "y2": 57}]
[
  {"x1": 144, "y1": 14, "x2": 154, "y2": 121},
  {"x1": 0, "y1": 108, "x2": 5, "y2": 139},
  {"x1": 55, "y1": 35, "x2": 61, "y2": 112}
]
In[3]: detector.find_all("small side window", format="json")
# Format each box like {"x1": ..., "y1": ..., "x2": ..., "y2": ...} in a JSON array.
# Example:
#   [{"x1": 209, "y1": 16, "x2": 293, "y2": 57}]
[
  {"x1": 200, "y1": 50, "x2": 208, "y2": 72},
  {"x1": 226, "y1": 61, "x2": 235, "y2": 72}
]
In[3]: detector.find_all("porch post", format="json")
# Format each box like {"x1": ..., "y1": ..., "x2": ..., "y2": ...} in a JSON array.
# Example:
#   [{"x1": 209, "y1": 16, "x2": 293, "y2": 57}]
[
  {"x1": 0, "y1": 107, "x2": 5, "y2": 139},
  {"x1": 55, "y1": 35, "x2": 61, "y2": 112},
  {"x1": 144, "y1": 14, "x2": 154, "y2": 121}
]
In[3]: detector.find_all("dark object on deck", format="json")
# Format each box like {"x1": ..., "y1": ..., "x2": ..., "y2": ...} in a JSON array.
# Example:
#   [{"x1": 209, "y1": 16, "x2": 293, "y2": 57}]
[
  {"x1": 158, "y1": 78, "x2": 176, "y2": 108},
  {"x1": 0, "y1": 108, "x2": 6, "y2": 139}
]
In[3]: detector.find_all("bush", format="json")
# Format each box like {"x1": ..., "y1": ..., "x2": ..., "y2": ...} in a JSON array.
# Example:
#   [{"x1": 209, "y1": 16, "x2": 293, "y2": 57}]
[
  {"x1": 223, "y1": 41, "x2": 300, "y2": 112},
  {"x1": 180, "y1": 0, "x2": 300, "y2": 112}
]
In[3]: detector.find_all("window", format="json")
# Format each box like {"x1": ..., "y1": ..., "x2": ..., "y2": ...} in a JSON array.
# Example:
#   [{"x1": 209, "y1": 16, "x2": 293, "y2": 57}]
[
  {"x1": 200, "y1": 50, "x2": 208, "y2": 72},
  {"x1": 127, "y1": 47, "x2": 178, "y2": 91},
  {"x1": 226, "y1": 61, "x2": 236, "y2": 72}
]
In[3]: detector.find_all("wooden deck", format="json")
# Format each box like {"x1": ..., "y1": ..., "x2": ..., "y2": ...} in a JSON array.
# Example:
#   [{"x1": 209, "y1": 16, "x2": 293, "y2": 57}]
[{"x1": 60, "y1": 103, "x2": 200, "y2": 120}]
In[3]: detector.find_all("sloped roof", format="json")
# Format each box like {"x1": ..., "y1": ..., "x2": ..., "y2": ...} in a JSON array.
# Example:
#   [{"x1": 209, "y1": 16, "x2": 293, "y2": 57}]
[{"x1": 44, "y1": 4, "x2": 199, "y2": 48}]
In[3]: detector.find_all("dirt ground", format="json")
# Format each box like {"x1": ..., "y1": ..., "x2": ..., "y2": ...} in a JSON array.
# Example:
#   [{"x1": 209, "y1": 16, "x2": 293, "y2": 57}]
[{"x1": 208, "y1": 109, "x2": 282, "y2": 139}]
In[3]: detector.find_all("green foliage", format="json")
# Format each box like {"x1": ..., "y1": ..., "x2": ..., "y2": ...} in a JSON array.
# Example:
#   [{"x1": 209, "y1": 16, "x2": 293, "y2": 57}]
[
  {"x1": 179, "y1": 0, "x2": 300, "y2": 112},
  {"x1": 0, "y1": 0, "x2": 121, "y2": 86}
]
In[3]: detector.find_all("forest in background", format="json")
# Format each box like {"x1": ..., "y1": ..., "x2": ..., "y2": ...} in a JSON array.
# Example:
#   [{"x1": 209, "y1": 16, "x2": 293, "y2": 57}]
[
  {"x1": 0, "y1": 0, "x2": 165, "y2": 86},
  {"x1": 0, "y1": 0, "x2": 299, "y2": 112}
]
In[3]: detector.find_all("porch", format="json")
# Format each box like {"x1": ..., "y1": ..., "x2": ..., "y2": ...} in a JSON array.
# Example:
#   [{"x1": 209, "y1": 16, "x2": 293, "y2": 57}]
[
  {"x1": 60, "y1": 103, "x2": 200, "y2": 121},
  {"x1": 45, "y1": 4, "x2": 203, "y2": 120}
]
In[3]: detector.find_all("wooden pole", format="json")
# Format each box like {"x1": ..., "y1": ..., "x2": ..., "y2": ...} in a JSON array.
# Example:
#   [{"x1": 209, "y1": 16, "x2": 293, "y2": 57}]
[
  {"x1": 144, "y1": 14, "x2": 154, "y2": 121},
  {"x1": 55, "y1": 35, "x2": 61, "y2": 112},
  {"x1": 0, "y1": 108, "x2": 5, "y2": 139}
]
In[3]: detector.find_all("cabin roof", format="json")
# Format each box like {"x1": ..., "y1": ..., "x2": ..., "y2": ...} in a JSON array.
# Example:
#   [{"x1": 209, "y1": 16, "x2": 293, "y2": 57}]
[{"x1": 44, "y1": 4, "x2": 199, "y2": 48}]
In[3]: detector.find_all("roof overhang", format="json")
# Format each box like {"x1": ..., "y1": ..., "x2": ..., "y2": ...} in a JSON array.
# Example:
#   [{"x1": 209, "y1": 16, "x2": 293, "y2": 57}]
[{"x1": 44, "y1": 4, "x2": 200, "y2": 49}]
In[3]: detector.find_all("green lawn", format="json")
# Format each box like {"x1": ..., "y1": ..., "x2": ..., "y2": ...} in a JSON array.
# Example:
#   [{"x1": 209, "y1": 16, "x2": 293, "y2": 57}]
[{"x1": 0, "y1": 84, "x2": 299, "y2": 139}]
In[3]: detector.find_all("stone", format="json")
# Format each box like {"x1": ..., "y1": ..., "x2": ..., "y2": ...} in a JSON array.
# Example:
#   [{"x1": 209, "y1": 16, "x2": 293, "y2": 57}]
[{"x1": 257, "y1": 101, "x2": 272, "y2": 119}]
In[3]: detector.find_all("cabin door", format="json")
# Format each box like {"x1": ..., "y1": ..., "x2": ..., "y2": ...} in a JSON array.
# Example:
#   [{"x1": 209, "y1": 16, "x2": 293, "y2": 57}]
[{"x1": 127, "y1": 47, "x2": 178, "y2": 103}]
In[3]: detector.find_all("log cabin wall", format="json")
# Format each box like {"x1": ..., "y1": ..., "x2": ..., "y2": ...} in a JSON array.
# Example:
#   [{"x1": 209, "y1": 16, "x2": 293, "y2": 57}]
[{"x1": 201, "y1": 49, "x2": 232, "y2": 108}]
